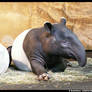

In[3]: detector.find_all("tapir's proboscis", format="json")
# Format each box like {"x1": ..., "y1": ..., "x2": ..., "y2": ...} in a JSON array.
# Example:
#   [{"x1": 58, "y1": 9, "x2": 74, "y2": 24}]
[{"x1": 7, "y1": 17, "x2": 87, "y2": 81}]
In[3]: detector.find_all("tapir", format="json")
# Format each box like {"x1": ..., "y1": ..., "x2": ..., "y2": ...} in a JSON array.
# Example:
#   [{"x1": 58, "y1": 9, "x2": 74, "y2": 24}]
[
  {"x1": 8, "y1": 17, "x2": 87, "y2": 80},
  {"x1": 0, "y1": 44, "x2": 10, "y2": 74}
]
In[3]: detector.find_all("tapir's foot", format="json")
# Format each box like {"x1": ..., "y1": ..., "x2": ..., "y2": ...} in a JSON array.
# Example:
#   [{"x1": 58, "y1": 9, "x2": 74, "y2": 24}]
[{"x1": 37, "y1": 73, "x2": 50, "y2": 81}]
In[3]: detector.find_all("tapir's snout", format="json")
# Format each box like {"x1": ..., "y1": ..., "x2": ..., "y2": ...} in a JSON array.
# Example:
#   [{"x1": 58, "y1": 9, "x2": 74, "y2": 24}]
[
  {"x1": 77, "y1": 47, "x2": 87, "y2": 67},
  {"x1": 71, "y1": 41, "x2": 87, "y2": 67},
  {"x1": 79, "y1": 57, "x2": 87, "y2": 67}
]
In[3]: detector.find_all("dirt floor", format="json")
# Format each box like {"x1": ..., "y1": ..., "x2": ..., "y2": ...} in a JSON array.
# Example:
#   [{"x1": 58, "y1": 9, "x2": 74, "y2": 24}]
[{"x1": 0, "y1": 58, "x2": 92, "y2": 90}]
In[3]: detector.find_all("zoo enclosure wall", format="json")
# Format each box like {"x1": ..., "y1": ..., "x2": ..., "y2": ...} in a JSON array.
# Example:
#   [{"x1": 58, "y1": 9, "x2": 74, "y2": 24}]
[{"x1": 0, "y1": 2, "x2": 92, "y2": 50}]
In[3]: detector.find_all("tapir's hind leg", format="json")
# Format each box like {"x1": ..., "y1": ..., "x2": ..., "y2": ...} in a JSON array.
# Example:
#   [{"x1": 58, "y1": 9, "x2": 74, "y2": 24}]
[{"x1": 7, "y1": 46, "x2": 12, "y2": 66}]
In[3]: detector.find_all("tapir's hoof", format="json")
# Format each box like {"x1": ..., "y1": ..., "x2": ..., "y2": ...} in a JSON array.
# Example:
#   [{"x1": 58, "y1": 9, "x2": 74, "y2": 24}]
[
  {"x1": 0, "y1": 44, "x2": 10, "y2": 74},
  {"x1": 37, "y1": 73, "x2": 50, "y2": 81}
]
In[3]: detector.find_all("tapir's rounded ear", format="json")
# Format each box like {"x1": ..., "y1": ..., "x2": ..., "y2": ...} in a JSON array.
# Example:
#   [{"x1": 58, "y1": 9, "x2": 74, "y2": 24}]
[
  {"x1": 60, "y1": 17, "x2": 66, "y2": 25},
  {"x1": 44, "y1": 22, "x2": 53, "y2": 33}
]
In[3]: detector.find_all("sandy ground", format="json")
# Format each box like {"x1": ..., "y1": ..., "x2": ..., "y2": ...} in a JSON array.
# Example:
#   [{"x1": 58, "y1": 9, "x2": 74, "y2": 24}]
[{"x1": 0, "y1": 58, "x2": 92, "y2": 90}]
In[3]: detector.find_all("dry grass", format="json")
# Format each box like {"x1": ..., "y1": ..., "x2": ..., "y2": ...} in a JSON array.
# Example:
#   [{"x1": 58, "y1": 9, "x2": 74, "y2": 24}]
[{"x1": 0, "y1": 58, "x2": 92, "y2": 85}]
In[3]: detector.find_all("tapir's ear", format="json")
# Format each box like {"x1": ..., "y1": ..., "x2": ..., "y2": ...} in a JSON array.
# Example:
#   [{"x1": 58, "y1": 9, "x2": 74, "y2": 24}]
[
  {"x1": 60, "y1": 17, "x2": 66, "y2": 25},
  {"x1": 44, "y1": 22, "x2": 53, "y2": 34}
]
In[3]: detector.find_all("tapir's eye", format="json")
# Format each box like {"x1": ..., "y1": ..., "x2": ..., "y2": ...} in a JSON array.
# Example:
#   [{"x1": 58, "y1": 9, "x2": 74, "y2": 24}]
[{"x1": 60, "y1": 41, "x2": 71, "y2": 48}]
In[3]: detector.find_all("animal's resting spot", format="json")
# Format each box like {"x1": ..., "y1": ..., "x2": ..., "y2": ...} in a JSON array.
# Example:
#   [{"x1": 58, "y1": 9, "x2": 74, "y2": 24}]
[{"x1": 0, "y1": 58, "x2": 91, "y2": 85}]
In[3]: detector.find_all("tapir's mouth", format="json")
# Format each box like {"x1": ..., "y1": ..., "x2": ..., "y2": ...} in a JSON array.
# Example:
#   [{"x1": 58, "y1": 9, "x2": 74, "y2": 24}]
[{"x1": 69, "y1": 52, "x2": 80, "y2": 61}]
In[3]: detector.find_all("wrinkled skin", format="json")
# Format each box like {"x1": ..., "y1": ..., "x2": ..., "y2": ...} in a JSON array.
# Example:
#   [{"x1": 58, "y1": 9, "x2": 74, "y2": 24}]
[{"x1": 9, "y1": 18, "x2": 87, "y2": 81}]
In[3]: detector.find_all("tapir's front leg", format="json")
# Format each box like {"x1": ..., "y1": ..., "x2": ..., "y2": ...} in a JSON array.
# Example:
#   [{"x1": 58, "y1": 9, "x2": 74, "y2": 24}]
[
  {"x1": 51, "y1": 57, "x2": 68, "y2": 72},
  {"x1": 31, "y1": 60, "x2": 50, "y2": 81},
  {"x1": 52, "y1": 57, "x2": 72, "y2": 72}
]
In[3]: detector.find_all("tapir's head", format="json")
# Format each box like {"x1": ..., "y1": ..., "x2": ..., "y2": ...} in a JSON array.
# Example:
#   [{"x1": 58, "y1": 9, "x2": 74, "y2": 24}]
[{"x1": 41, "y1": 17, "x2": 87, "y2": 67}]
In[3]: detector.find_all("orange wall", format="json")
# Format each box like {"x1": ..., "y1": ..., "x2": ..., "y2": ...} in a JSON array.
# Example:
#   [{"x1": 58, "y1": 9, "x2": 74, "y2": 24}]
[{"x1": 0, "y1": 2, "x2": 91, "y2": 50}]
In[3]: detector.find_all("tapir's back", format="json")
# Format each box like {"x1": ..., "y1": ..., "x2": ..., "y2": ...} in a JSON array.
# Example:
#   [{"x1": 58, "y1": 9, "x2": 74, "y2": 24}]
[{"x1": 11, "y1": 29, "x2": 32, "y2": 71}]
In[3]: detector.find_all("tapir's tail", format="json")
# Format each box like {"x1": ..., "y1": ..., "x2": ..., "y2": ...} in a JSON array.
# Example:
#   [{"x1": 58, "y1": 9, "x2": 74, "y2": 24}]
[{"x1": 7, "y1": 46, "x2": 12, "y2": 66}]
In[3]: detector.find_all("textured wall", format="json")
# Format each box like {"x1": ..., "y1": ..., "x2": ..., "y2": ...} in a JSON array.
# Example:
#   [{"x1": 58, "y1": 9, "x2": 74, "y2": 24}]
[{"x1": 0, "y1": 2, "x2": 91, "y2": 50}]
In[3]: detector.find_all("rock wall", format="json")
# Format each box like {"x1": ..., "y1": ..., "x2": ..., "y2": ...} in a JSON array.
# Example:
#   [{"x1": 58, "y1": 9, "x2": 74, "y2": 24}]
[{"x1": 0, "y1": 2, "x2": 91, "y2": 50}]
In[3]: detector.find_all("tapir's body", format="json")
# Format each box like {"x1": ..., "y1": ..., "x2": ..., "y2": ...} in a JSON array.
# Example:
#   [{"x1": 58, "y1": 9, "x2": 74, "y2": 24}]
[
  {"x1": 11, "y1": 18, "x2": 87, "y2": 80},
  {"x1": 0, "y1": 44, "x2": 10, "y2": 74},
  {"x1": 12, "y1": 27, "x2": 67, "y2": 73}
]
